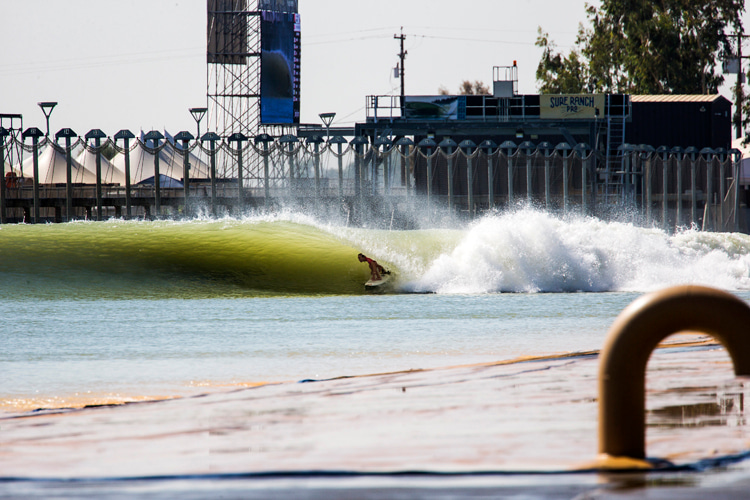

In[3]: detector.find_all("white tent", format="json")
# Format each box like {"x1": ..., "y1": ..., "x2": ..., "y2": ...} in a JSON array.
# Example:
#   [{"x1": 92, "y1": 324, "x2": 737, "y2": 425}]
[
  {"x1": 110, "y1": 132, "x2": 210, "y2": 184},
  {"x1": 163, "y1": 131, "x2": 211, "y2": 179},
  {"x1": 732, "y1": 137, "x2": 750, "y2": 186},
  {"x1": 20, "y1": 143, "x2": 97, "y2": 184},
  {"x1": 110, "y1": 145, "x2": 184, "y2": 185},
  {"x1": 75, "y1": 148, "x2": 127, "y2": 185}
]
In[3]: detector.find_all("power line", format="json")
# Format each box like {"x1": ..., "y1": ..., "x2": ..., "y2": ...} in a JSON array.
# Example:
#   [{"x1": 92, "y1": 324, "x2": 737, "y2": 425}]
[
  {"x1": 0, "y1": 47, "x2": 202, "y2": 77},
  {"x1": 408, "y1": 33, "x2": 538, "y2": 47},
  {"x1": 305, "y1": 30, "x2": 540, "y2": 48}
]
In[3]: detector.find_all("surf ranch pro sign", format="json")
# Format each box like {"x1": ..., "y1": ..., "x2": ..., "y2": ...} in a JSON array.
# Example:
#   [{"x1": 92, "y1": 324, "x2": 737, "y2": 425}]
[{"x1": 540, "y1": 94, "x2": 605, "y2": 120}]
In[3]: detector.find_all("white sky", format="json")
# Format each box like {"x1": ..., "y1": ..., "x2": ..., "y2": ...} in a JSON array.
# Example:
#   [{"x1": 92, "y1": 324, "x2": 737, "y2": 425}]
[{"x1": 0, "y1": 0, "x2": 747, "y2": 136}]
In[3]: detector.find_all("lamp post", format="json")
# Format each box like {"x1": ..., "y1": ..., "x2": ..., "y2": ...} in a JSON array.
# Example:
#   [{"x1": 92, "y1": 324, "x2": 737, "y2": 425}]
[
  {"x1": 175, "y1": 131, "x2": 195, "y2": 217},
  {"x1": 56, "y1": 127, "x2": 78, "y2": 222},
  {"x1": 319, "y1": 113, "x2": 337, "y2": 201},
  {"x1": 201, "y1": 132, "x2": 221, "y2": 217},
  {"x1": 319, "y1": 112, "x2": 336, "y2": 140},
  {"x1": 22, "y1": 127, "x2": 44, "y2": 223},
  {"x1": 228, "y1": 133, "x2": 248, "y2": 215},
  {"x1": 38, "y1": 102, "x2": 57, "y2": 137},
  {"x1": 85, "y1": 129, "x2": 107, "y2": 221},
  {"x1": 144, "y1": 130, "x2": 164, "y2": 218},
  {"x1": 114, "y1": 130, "x2": 135, "y2": 219},
  {"x1": 189, "y1": 108, "x2": 207, "y2": 141}
]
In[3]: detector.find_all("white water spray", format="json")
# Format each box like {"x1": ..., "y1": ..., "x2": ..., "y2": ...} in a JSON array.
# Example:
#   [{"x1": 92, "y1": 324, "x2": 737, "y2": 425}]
[{"x1": 329, "y1": 209, "x2": 750, "y2": 294}]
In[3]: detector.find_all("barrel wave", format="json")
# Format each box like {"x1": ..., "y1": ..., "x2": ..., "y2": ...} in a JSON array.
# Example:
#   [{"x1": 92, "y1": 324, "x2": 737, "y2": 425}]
[
  {"x1": 0, "y1": 218, "x2": 369, "y2": 297},
  {"x1": 2, "y1": 209, "x2": 750, "y2": 297}
]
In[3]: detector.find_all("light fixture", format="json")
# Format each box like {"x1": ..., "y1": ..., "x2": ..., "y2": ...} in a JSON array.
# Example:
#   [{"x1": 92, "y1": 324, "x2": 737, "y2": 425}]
[
  {"x1": 189, "y1": 107, "x2": 208, "y2": 140},
  {"x1": 319, "y1": 112, "x2": 336, "y2": 140},
  {"x1": 38, "y1": 101, "x2": 58, "y2": 137}
]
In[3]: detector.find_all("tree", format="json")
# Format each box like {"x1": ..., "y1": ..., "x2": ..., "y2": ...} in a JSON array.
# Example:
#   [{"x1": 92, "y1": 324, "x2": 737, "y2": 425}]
[
  {"x1": 536, "y1": 0, "x2": 745, "y2": 95},
  {"x1": 438, "y1": 80, "x2": 490, "y2": 95},
  {"x1": 535, "y1": 28, "x2": 591, "y2": 94}
]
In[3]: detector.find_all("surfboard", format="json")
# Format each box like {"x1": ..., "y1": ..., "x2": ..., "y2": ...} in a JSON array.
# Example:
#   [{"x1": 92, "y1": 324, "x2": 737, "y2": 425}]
[{"x1": 365, "y1": 273, "x2": 392, "y2": 290}]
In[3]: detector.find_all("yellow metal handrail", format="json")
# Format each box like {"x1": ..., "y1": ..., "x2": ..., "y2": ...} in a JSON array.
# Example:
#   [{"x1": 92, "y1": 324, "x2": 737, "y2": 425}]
[{"x1": 597, "y1": 285, "x2": 750, "y2": 467}]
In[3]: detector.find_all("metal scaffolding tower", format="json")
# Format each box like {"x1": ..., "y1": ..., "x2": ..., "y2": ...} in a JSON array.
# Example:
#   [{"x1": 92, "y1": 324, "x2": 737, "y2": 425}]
[
  {"x1": 207, "y1": 0, "x2": 262, "y2": 139},
  {"x1": 207, "y1": 0, "x2": 299, "y2": 139}
]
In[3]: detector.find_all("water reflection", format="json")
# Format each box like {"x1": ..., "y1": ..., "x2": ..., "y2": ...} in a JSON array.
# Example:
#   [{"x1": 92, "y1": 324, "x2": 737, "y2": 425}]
[{"x1": 648, "y1": 383, "x2": 747, "y2": 428}]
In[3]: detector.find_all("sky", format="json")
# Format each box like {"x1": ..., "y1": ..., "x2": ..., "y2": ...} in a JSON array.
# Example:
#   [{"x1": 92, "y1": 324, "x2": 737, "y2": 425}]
[{"x1": 0, "y1": 0, "x2": 747, "y2": 137}]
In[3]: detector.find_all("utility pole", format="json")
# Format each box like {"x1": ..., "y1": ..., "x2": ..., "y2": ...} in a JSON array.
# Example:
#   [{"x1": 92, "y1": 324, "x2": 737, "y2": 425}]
[
  {"x1": 735, "y1": 30, "x2": 745, "y2": 139},
  {"x1": 395, "y1": 27, "x2": 407, "y2": 115},
  {"x1": 726, "y1": 30, "x2": 749, "y2": 139}
]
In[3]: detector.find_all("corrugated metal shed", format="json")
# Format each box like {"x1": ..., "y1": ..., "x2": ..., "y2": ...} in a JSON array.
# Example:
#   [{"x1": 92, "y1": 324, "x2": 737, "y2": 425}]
[
  {"x1": 630, "y1": 94, "x2": 725, "y2": 103},
  {"x1": 626, "y1": 94, "x2": 732, "y2": 149}
]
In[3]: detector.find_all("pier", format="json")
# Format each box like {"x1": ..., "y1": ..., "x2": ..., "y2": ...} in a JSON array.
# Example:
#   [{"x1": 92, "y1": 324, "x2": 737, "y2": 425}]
[{"x1": 0, "y1": 125, "x2": 745, "y2": 231}]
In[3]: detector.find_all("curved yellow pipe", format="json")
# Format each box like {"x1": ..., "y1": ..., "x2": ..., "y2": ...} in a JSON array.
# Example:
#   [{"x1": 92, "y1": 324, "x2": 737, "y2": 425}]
[{"x1": 598, "y1": 285, "x2": 750, "y2": 464}]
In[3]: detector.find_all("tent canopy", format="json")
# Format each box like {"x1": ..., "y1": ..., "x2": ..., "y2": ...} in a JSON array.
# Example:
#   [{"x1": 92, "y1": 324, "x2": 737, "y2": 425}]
[
  {"x1": 76, "y1": 148, "x2": 127, "y2": 185},
  {"x1": 20, "y1": 144, "x2": 97, "y2": 184},
  {"x1": 137, "y1": 174, "x2": 184, "y2": 188},
  {"x1": 111, "y1": 131, "x2": 210, "y2": 184}
]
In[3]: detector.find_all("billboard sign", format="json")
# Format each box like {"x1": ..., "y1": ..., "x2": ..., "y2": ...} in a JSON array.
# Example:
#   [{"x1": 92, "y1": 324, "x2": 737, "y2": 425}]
[
  {"x1": 260, "y1": 11, "x2": 301, "y2": 124},
  {"x1": 540, "y1": 94, "x2": 605, "y2": 120},
  {"x1": 403, "y1": 96, "x2": 466, "y2": 120},
  {"x1": 207, "y1": 0, "x2": 248, "y2": 65}
]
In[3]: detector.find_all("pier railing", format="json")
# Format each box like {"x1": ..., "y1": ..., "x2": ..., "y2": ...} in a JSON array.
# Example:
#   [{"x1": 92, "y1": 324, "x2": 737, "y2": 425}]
[{"x1": 0, "y1": 127, "x2": 744, "y2": 232}]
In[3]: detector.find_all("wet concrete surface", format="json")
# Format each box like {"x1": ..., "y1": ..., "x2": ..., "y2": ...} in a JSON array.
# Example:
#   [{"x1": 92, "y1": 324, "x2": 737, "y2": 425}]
[{"x1": 1, "y1": 341, "x2": 749, "y2": 498}]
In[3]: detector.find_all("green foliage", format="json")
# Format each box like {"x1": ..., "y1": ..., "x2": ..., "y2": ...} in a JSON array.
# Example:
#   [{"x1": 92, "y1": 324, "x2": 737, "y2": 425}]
[
  {"x1": 438, "y1": 80, "x2": 490, "y2": 95},
  {"x1": 535, "y1": 28, "x2": 591, "y2": 93},
  {"x1": 536, "y1": 0, "x2": 745, "y2": 95}
]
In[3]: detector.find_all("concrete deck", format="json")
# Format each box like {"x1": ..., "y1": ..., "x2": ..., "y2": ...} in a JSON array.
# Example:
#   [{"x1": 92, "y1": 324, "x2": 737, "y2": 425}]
[{"x1": 2, "y1": 340, "x2": 749, "y2": 498}]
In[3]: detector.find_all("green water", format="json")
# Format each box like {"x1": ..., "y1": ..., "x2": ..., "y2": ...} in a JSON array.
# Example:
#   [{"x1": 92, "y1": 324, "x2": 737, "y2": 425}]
[
  {"x1": 0, "y1": 219, "x2": 372, "y2": 297},
  {"x1": 3, "y1": 210, "x2": 750, "y2": 413}
]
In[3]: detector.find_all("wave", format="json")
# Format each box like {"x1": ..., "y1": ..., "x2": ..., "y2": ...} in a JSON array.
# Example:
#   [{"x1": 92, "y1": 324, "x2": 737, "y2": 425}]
[
  {"x1": 1, "y1": 209, "x2": 750, "y2": 297},
  {"x1": 0, "y1": 216, "x2": 368, "y2": 298},
  {"x1": 331, "y1": 209, "x2": 750, "y2": 294}
]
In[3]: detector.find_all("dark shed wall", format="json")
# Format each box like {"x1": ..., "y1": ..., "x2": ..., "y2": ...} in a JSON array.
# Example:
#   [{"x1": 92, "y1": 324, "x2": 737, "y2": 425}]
[{"x1": 626, "y1": 95, "x2": 732, "y2": 150}]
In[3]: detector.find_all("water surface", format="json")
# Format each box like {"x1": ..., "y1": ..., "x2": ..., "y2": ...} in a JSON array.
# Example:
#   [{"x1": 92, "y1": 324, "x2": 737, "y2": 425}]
[{"x1": 3, "y1": 209, "x2": 750, "y2": 412}]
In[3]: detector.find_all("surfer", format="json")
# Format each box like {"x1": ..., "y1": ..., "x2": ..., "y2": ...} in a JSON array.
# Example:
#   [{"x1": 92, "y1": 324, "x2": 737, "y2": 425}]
[{"x1": 358, "y1": 253, "x2": 387, "y2": 282}]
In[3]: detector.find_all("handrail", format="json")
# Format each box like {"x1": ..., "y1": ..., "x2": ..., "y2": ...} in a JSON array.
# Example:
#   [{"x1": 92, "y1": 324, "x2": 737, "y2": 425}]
[{"x1": 597, "y1": 285, "x2": 750, "y2": 467}]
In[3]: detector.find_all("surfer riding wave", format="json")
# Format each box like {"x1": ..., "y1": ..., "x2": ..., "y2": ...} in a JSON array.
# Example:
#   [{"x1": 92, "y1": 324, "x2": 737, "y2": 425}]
[{"x1": 358, "y1": 253, "x2": 389, "y2": 282}]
